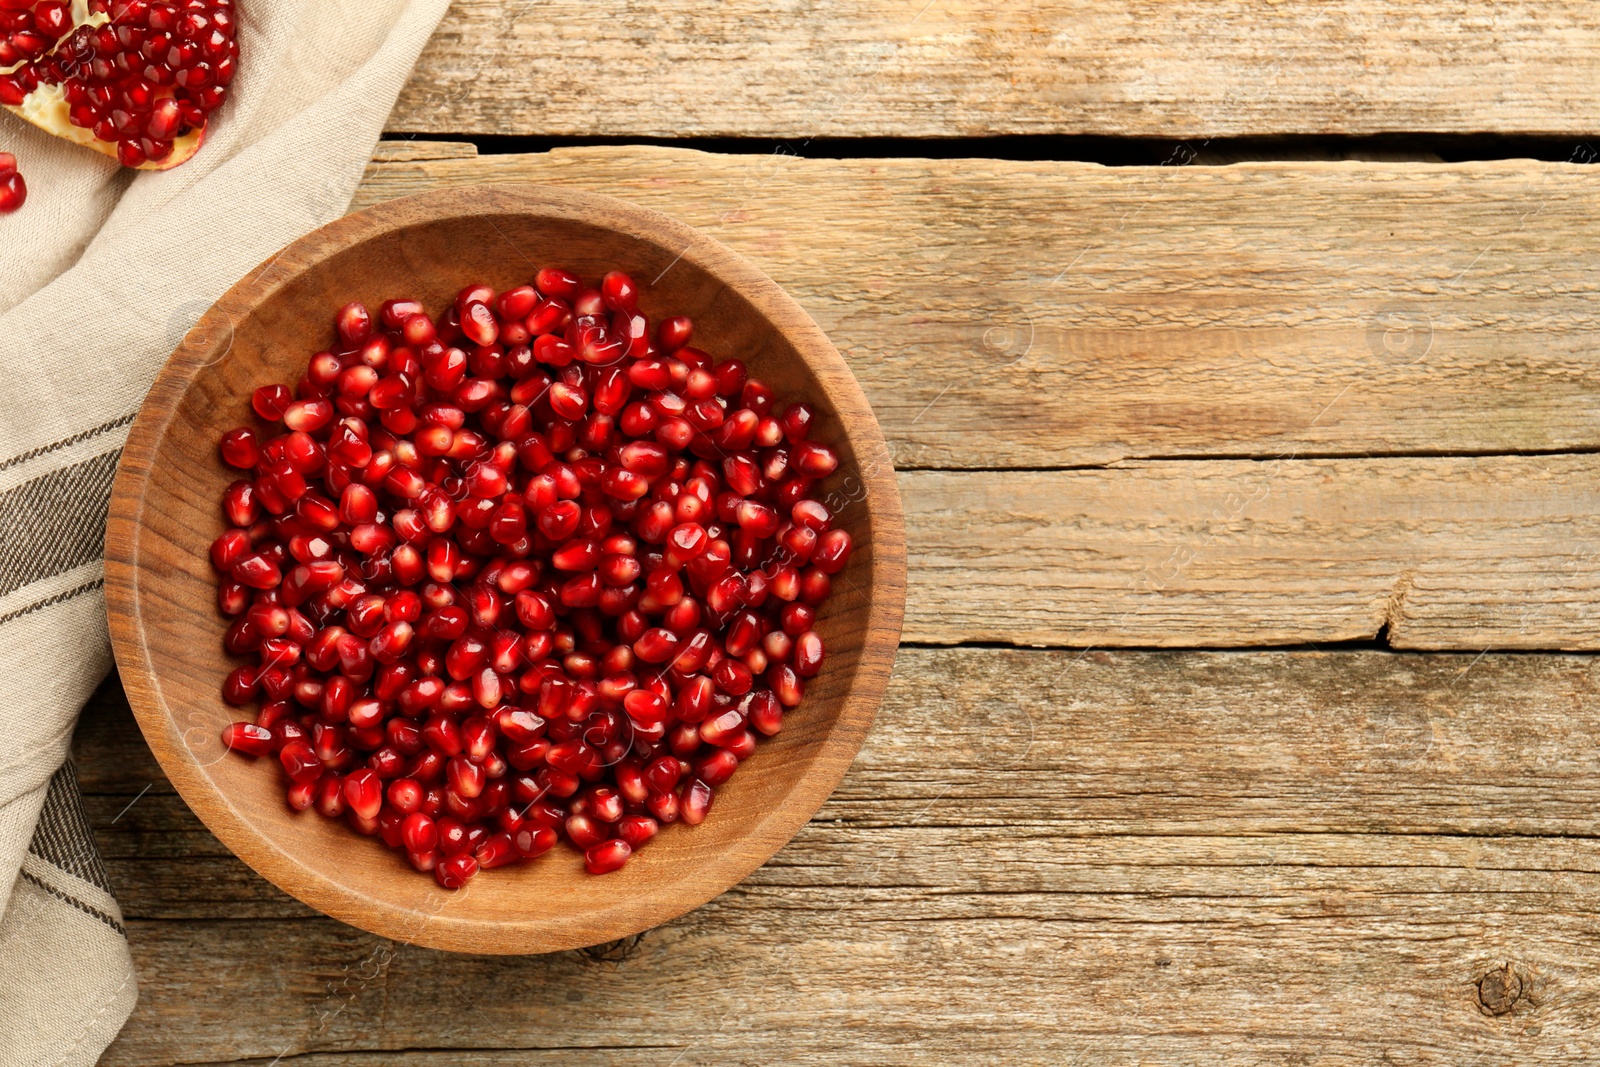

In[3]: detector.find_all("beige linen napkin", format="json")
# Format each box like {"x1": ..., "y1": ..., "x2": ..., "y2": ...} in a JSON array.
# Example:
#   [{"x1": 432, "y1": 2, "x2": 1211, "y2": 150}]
[{"x1": 0, "y1": 1, "x2": 450, "y2": 1061}]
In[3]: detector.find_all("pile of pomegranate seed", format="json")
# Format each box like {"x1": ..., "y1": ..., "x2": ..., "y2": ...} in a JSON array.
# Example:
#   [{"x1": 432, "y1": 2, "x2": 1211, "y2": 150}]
[
  {"x1": 213, "y1": 270, "x2": 852, "y2": 888},
  {"x1": 0, "y1": 0, "x2": 237, "y2": 170},
  {"x1": 0, "y1": 151, "x2": 24, "y2": 212}
]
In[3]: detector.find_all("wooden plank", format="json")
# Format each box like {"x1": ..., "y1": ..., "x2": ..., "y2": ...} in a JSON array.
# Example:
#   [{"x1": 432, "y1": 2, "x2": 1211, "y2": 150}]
[
  {"x1": 75, "y1": 459, "x2": 1600, "y2": 656},
  {"x1": 355, "y1": 148, "x2": 1600, "y2": 469},
  {"x1": 393, "y1": 2, "x2": 1600, "y2": 139},
  {"x1": 78, "y1": 648, "x2": 1600, "y2": 857},
  {"x1": 101, "y1": 843, "x2": 1600, "y2": 1066},
  {"x1": 83, "y1": 649, "x2": 1600, "y2": 1063},
  {"x1": 900, "y1": 456, "x2": 1600, "y2": 650},
  {"x1": 76, "y1": 650, "x2": 1600, "y2": 914}
]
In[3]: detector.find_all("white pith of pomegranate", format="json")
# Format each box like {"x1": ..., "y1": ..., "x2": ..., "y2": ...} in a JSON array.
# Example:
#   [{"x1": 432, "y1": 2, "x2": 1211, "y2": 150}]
[
  {"x1": 213, "y1": 270, "x2": 853, "y2": 887},
  {"x1": 0, "y1": 0, "x2": 237, "y2": 170}
]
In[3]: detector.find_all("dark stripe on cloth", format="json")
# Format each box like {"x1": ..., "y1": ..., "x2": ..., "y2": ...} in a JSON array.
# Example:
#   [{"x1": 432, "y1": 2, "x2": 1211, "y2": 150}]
[
  {"x1": 0, "y1": 578, "x2": 104, "y2": 628},
  {"x1": 18, "y1": 871, "x2": 126, "y2": 937},
  {"x1": 28, "y1": 761, "x2": 115, "y2": 895},
  {"x1": 0, "y1": 412, "x2": 135, "y2": 474},
  {"x1": 0, "y1": 449, "x2": 120, "y2": 599}
]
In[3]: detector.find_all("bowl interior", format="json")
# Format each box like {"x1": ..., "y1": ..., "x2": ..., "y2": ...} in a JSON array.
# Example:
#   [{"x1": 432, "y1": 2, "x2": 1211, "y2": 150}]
[{"x1": 108, "y1": 186, "x2": 904, "y2": 953}]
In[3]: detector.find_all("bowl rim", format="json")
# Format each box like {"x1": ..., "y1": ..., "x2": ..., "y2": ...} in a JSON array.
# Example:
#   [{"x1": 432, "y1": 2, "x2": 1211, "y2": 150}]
[{"x1": 103, "y1": 182, "x2": 907, "y2": 953}]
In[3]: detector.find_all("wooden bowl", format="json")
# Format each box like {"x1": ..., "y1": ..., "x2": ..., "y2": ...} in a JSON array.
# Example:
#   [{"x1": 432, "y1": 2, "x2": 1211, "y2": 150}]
[{"x1": 105, "y1": 184, "x2": 906, "y2": 954}]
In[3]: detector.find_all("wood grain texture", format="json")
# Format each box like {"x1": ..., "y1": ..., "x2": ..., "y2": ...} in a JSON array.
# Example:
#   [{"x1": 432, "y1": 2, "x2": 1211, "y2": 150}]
[
  {"x1": 357, "y1": 147, "x2": 1600, "y2": 469},
  {"x1": 80, "y1": 650, "x2": 1600, "y2": 1065},
  {"x1": 392, "y1": 2, "x2": 1600, "y2": 139},
  {"x1": 902, "y1": 456, "x2": 1600, "y2": 650},
  {"x1": 103, "y1": 184, "x2": 905, "y2": 954}
]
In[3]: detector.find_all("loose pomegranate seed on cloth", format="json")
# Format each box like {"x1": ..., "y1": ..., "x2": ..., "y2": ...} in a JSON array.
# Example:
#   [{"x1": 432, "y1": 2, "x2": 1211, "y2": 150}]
[
  {"x1": 0, "y1": 151, "x2": 23, "y2": 212},
  {"x1": 213, "y1": 271, "x2": 853, "y2": 888}
]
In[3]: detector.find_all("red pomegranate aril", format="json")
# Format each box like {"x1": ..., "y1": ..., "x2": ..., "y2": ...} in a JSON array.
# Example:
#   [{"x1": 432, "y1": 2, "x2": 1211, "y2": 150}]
[
  {"x1": 599, "y1": 270, "x2": 638, "y2": 311},
  {"x1": 0, "y1": 152, "x2": 25, "y2": 213},
  {"x1": 813, "y1": 529, "x2": 853, "y2": 574},
  {"x1": 282, "y1": 398, "x2": 333, "y2": 433},
  {"x1": 219, "y1": 426, "x2": 259, "y2": 468},
  {"x1": 336, "y1": 302, "x2": 372, "y2": 347},
  {"x1": 447, "y1": 755, "x2": 486, "y2": 799},
  {"x1": 614, "y1": 759, "x2": 648, "y2": 803},
  {"x1": 343, "y1": 768, "x2": 383, "y2": 819},
  {"x1": 784, "y1": 621, "x2": 826, "y2": 676},
  {"x1": 221, "y1": 721, "x2": 273, "y2": 757},
  {"x1": 221, "y1": 480, "x2": 257, "y2": 526},
  {"x1": 565, "y1": 813, "x2": 608, "y2": 849},
  {"x1": 210, "y1": 528, "x2": 249, "y2": 571},
  {"x1": 724, "y1": 728, "x2": 758, "y2": 760},
  {"x1": 748, "y1": 690, "x2": 784, "y2": 736},
  {"x1": 231, "y1": 552, "x2": 280, "y2": 590},
  {"x1": 278, "y1": 740, "x2": 322, "y2": 784},
  {"x1": 713, "y1": 657, "x2": 754, "y2": 696},
  {"x1": 387, "y1": 777, "x2": 424, "y2": 814},
  {"x1": 510, "y1": 824, "x2": 556, "y2": 858},
  {"x1": 680, "y1": 778, "x2": 713, "y2": 825},
  {"x1": 435, "y1": 852, "x2": 478, "y2": 889},
  {"x1": 696, "y1": 748, "x2": 739, "y2": 786},
  {"x1": 770, "y1": 663, "x2": 805, "y2": 707},
  {"x1": 313, "y1": 777, "x2": 348, "y2": 819},
  {"x1": 647, "y1": 789, "x2": 680, "y2": 824},
  {"x1": 617, "y1": 815, "x2": 658, "y2": 848},
  {"x1": 619, "y1": 689, "x2": 664, "y2": 725},
  {"x1": 435, "y1": 815, "x2": 471, "y2": 855},
  {"x1": 471, "y1": 831, "x2": 517, "y2": 869},
  {"x1": 587, "y1": 785, "x2": 625, "y2": 823},
  {"x1": 460, "y1": 302, "x2": 498, "y2": 347},
  {"x1": 583, "y1": 837, "x2": 631, "y2": 875},
  {"x1": 699, "y1": 707, "x2": 746, "y2": 747}
]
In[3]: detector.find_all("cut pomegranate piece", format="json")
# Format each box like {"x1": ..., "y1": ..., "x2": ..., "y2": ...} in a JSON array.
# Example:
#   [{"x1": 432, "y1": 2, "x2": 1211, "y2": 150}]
[{"x1": 0, "y1": 0, "x2": 239, "y2": 171}]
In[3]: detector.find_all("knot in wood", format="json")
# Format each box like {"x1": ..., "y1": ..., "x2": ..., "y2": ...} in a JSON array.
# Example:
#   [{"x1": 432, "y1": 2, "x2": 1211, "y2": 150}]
[{"x1": 1477, "y1": 963, "x2": 1522, "y2": 1016}]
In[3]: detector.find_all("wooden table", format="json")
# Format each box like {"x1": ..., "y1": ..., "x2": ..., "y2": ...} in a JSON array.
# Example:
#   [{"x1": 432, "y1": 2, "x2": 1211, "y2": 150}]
[{"x1": 88, "y1": 5, "x2": 1600, "y2": 1063}]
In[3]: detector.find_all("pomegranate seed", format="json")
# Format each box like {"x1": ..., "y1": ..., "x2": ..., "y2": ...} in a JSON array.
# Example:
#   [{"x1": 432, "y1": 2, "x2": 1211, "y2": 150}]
[
  {"x1": 435, "y1": 851, "x2": 478, "y2": 889},
  {"x1": 0, "y1": 152, "x2": 26, "y2": 213},
  {"x1": 514, "y1": 824, "x2": 558, "y2": 858},
  {"x1": 600, "y1": 271, "x2": 639, "y2": 312},
  {"x1": 680, "y1": 778, "x2": 713, "y2": 825},
  {"x1": 327, "y1": 303, "x2": 368, "y2": 349},
  {"x1": 474, "y1": 831, "x2": 519, "y2": 869},
  {"x1": 794, "y1": 630, "x2": 825, "y2": 676},
  {"x1": 220, "y1": 721, "x2": 273, "y2": 757},
  {"x1": 286, "y1": 779, "x2": 316, "y2": 812},
  {"x1": 696, "y1": 748, "x2": 739, "y2": 785},
  {"x1": 401, "y1": 811, "x2": 438, "y2": 852},
  {"x1": 218, "y1": 426, "x2": 259, "y2": 468},
  {"x1": 656, "y1": 315, "x2": 692, "y2": 352},
  {"x1": 278, "y1": 740, "x2": 322, "y2": 784},
  {"x1": 387, "y1": 777, "x2": 423, "y2": 814},
  {"x1": 584, "y1": 838, "x2": 632, "y2": 874},
  {"x1": 617, "y1": 814, "x2": 658, "y2": 847},
  {"x1": 343, "y1": 768, "x2": 382, "y2": 819}
]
